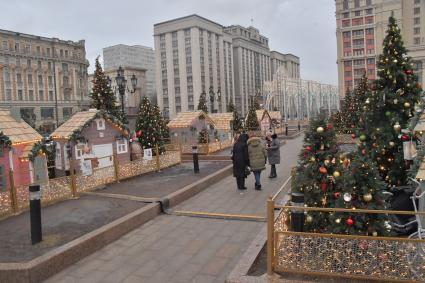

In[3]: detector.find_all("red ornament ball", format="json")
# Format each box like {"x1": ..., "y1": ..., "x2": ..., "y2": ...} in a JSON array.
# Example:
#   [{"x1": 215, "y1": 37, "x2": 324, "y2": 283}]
[
  {"x1": 334, "y1": 192, "x2": 341, "y2": 198},
  {"x1": 351, "y1": 134, "x2": 356, "y2": 139},
  {"x1": 136, "y1": 130, "x2": 142, "y2": 137},
  {"x1": 326, "y1": 124, "x2": 333, "y2": 130},
  {"x1": 361, "y1": 149, "x2": 367, "y2": 155},
  {"x1": 346, "y1": 218, "x2": 354, "y2": 226},
  {"x1": 405, "y1": 69, "x2": 413, "y2": 75},
  {"x1": 321, "y1": 182, "x2": 328, "y2": 192},
  {"x1": 305, "y1": 146, "x2": 312, "y2": 152},
  {"x1": 319, "y1": 167, "x2": 328, "y2": 174},
  {"x1": 401, "y1": 135, "x2": 410, "y2": 141}
]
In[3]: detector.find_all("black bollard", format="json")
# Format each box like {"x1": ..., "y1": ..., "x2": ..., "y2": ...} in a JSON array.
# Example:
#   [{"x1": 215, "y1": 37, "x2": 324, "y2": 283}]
[
  {"x1": 290, "y1": 192, "x2": 305, "y2": 232},
  {"x1": 192, "y1": 145, "x2": 199, "y2": 173},
  {"x1": 298, "y1": 122, "x2": 301, "y2": 131},
  {"x1": 29, "y1": 185, "x2": 42, "y2": 244},
  {"x1": 285, "y1": 123, "x2": 288, "y2": 136}
]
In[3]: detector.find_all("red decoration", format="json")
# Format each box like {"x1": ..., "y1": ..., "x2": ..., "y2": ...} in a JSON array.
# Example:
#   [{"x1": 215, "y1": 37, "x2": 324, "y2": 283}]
[
  {"x1": 372, "y1": 143, "x2": 377, "y2": 148},
  {"x1": 305, "y1": 146, "x2": 312, "y2": 152},
  {"x1": 326, "y1": 124, "x2": 333, "y2": 130},
  {"x1": 346, "y1": 217, "x2": 354, "y2": 226},
  {"x1": 136, "y1": 130, "x2": 142, "y2": 137},
  {"x1": 351, "y1": 124, "x2": 355, "y2": 128},
  {"x1": 401, "y1": 135, "x2": 409, "y2": 141},
  {"x1": 361, "y1": 149, "x2": 366, "y2": 155},
  {"x1": 334, "y1": 192, "x2": 341, "y2": 198},
  {"x1": 321, "y1": 182, "x2": 328, "y2": 192},
  {"x1": 319, "y1": 167, "x2": 327, "y2": 174},
  {"x1": 405, "y1": 69, "x2": 413, "y2": 75},
  {"x1": 351, "y1": 134, "x2": 356, "y2": 139}
]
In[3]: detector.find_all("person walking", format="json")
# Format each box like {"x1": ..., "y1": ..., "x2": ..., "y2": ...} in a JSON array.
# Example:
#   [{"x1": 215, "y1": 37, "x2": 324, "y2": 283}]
[
  {"x1": 267, "y1": 133, "x2": 280, "y2": 178},
  {"x1": 231, "y1": 133, "x2": 249, "y2": 190},
  {"x1": 247, "y1": 135, "x2": 267, "y2": 190}
]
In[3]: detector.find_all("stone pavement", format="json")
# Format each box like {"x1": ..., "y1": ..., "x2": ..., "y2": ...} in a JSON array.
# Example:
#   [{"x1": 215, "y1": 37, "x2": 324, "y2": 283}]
[{"x1": 45, "y1": 135, "x2": 303, "y2": 283}]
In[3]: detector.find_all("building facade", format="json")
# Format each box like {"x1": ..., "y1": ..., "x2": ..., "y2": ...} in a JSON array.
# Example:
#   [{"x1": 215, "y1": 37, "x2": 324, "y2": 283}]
[
  {"x1": 0, "y1": 29, "x2": 89, "y2": 133},
  {"x1": 154, "y1": 15, "x2": 235, "y2": 119},
  {"x1": 103, "y1": 44, "x2": 156, "y2": 103},
  {"x1": 336, "y1": 0, "x2": 425, "y2": 97}
]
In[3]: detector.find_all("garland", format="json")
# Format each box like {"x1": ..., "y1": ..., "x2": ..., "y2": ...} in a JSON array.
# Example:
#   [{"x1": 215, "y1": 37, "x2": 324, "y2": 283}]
[
  {"x1": 28, "y1": 141, "x2": 50, "y2": 162},
  {"x1": 0, "y1": 132, "x2": 12, "y2": 149}
]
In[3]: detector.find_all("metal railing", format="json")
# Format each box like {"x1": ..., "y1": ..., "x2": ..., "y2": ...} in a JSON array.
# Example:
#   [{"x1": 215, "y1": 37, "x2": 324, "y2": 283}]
[{"x1": 266, "y1": 194, "x2": 425, "y2": 282}]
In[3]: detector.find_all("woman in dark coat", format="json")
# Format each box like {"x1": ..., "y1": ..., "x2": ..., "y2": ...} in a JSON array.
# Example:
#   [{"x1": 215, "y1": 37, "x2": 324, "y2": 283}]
[
  {"x1": 231, "y1": 133, "x2": 249, "y2": 190},
  {"x1": 267, "y1": 133, "x2": 280, "y2": 178}
]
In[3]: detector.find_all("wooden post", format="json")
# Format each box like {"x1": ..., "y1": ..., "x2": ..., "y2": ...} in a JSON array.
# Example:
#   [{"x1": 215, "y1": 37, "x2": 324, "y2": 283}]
[
  {"x1": 267, "y1": 196, "x2": 275, "y2": 276},
  {"x1": 8, "y1": 170, "x2": 18, "y2": 214},
  {"x1": 69, "y1": 159, "x2": 78, "y2": 198},
  {"x1": 113, "y1": 153, "x2": 120, "y2": 183},
  {"x1": 155, "y1": 144, "x2": 160, "y2": 172},
  {"x1": 179, "y1": 142, "x2": 183, "y2": 163},
  {"x1": 219, "y1": 140, "x2": 222, "y2": 150},
  {"x1": 206, "y1": 142, "x2": 210, "y2": 155}
]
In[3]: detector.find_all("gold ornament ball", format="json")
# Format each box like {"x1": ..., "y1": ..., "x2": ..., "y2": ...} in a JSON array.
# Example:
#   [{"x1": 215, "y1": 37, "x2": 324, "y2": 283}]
[
  {"x1": 306, "y1": 215, "x2": 313, "y2": 223},
  {"x1": 389, "y1": 141, "x2": 395, "y2": 147},
  {"x1": 404, "y1": 102, "x2": 411, "y2": 108},
  {"x1": 372, "y1": 231, "x2": 378, "y2": 237},
  {"x1": 363, "y1": 193, "x2": 373, "y2": 202},
  {"x1": 335, "y1": 218, "x2": 341, "y2": 224},
  {"x1": 310, "y1": 157, "x2": 316, "y2": 162},
  {"x1": 393, "y1": 123, "x2": 401, "y2": 132},
  {"x1": 333, "y1": 171, "x2": 341, "y2": 178},
  {"x1": 316, "y1": 126, "x2": 324, "y2": 133}
]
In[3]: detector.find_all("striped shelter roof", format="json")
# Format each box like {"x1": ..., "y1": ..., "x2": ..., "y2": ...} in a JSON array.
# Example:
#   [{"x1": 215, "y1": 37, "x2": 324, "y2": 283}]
[
  {"x1": 167, "y1": 111, "x2": 215, "y2": 128},
  {"x1": 0, "y1": 109, "x2": 42, "y2": 145},
  {"x1": 51, "y1": 110, "x2": 99, "y2": 140},
  {"x1": 209, "y1": 113, "x2": 233, "y2": 130},
  {"x1": 269, "y1": 111, "x2": 282, "y2": 120}
]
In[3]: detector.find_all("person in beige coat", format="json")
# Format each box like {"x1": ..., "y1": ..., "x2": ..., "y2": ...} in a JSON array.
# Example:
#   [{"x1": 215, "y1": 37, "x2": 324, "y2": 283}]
[{"x1": 247, "y1": 136, "x2": 267, "y2": 190}]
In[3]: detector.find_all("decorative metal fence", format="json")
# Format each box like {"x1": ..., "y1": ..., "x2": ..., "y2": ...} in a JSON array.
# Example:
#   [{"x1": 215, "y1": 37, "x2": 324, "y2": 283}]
[
  {"x1": 0, "y1": 147, "x2": 181, "y2": 220},
  {"x1": 267, "y1": 184, "x2": 425, "y2": 282},
  {"x1": 180, "y1": 139, "x2": 233, "y2": 155}
]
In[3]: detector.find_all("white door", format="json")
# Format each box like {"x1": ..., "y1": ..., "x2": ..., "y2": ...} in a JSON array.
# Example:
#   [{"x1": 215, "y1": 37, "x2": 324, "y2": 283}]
[{"x1": 92, "y1": 144, "x2": 113, "y2": 168}]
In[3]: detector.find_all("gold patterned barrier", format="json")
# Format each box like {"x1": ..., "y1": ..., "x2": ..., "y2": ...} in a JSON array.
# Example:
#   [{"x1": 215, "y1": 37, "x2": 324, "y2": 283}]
[
  {"x1": 76, "y1": 165, "x2": 116, "y2": 193},
  {"x1": 267, "y1": 203, "x2": 425, "y2": 282}
]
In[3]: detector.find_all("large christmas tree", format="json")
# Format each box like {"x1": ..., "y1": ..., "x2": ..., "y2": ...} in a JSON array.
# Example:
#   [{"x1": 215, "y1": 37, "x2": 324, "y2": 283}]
[
  {"x1": 135, "y1": 97, "x2": 167, "y2": 154},
  {"x1": 197, "y1": 91, "x2": 208, "y2": 113},
  {"x1": 360, "y1": 16, "x2": 421, "y2": 186},
  {"x1": 89, "y1": 57, "x2": 124, "y2": 123},
  {"x1": 245, "y1": 105, "x2": 260, "y2": 131}
]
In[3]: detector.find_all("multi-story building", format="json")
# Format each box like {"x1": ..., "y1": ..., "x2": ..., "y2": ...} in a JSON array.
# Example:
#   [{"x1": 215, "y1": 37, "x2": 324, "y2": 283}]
[
  {"x1": 154, "y1": 14, "x2": 300, "y2": 118},
  {"x1": 270, "y1": 51, "x2": 300, "y2": 79},
  {"x1": 103, "y1": 44, "x2": 156, "y2": 103},
  {"x1": 154, "y1": 15, "x2": 235, "y2": 118},
  {"x1": 336, "y1": 0, "x2": 425, "y2": 97},
  {"x1": 88, "y1": 67, "x2": 146, "y2": 129},
  {"x1": 0, "y1": 29, "x2": 89, "y2": 133}
]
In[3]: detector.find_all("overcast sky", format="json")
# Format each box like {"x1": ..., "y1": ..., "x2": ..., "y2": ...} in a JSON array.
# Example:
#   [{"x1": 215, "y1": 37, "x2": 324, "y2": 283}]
[{"x1": 0, "y1": 0, "x2": 337, "y2": 84}]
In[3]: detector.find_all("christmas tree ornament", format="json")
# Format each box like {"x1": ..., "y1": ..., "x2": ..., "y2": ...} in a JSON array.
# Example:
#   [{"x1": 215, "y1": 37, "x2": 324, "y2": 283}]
[
  {"x1": 305, "y1": 146, "x2": 312, "y2": 152},
  {"x1": 393, "y1": 122, "x2": 401, "y2": 132},
  {"x1": 334, "y1": 192, "x2": 341, "y2": 198},
  {"x1": 351, "y1": 133, "x2": 356, "y2": 139},
  {"x1": 396, "y1": 89, "x2": 404, "y2": 96},
  {"x1": 319, "y1": 167, "x2": 327, "y2": 174},
  {"x1": 310, "y1": 156, "x2": 316, "y2": 162},
  {"x1": 335, "y1": 218, "x2": 341, "y2": 224},
  {"x1": 372, "y1": 231, "x2": 378, "y2": 237},
  {"x1": 365, "y1": 98, "x2": 370, "y2": 104},
  {"x1": 405, "y1": 69, "x2": 413, "y2": 75},
  {"x1": 404, "y1": 102, "x2": 411, "y2": 108},
  {"x1": 385, "y1": 111, "x2": 391, "y2": 117},
  {"x1": 306, "y1": 215, "x2": 313, "y2": 223},
  {"x1": 389, "y1": 141, "x2": 395, "y2": 147},
  {"x1": 320, "y1": 143, "x2": 324, "y2": 150},
  {"x1": 324, "y1": 159, "x2": 330, "y2": 166},
  {"x1": 393, "y1": 98, "x2": 398, "y2": 104},
  {"x1": 333, "y1": 171, "x2": 341, "y2": 178},
  {"x1": 363, "y1": 193, "x2": 373, "y2": 202},
  {"x1": 343, "y1": 158, "x2": 350, "y2": 168},
  {"x1": 401, "y1": 134, "x2": 410, "y2": 141},
  {"x1": 393, "y1": 59, "x2": 398, "y2": 63},
  {"x1": 346, "y1": 217, "x2": 354, "y2": 226},
  {"x1": 343, "y1": 192, "x2": 352, "y2": 202},
  {"x1": 359, "y1": 134, "x2": 366, "y2": 141},
  {"x1": 316, "y1": 126, "x2": 324, "y2": 133},
  {"x1": 321, "y1": 182, "x2": 328, "y2": 192}
]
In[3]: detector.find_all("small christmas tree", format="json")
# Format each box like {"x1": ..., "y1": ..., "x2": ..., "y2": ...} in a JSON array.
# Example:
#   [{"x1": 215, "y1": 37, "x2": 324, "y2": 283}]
[
  {"x1": 89, "y1": 57, "x2": 123, "y2": 123},
  {"x1": 152, "y1": 104, "x2": 169, "y2": 153},
  {"x1": 360, "y1": 16, "x2": 422, "y2": 186},
  {"x1": 227, "y1": 101, "x2": 243, "y2": 133},
  {"x1": 198, "y1": 128, "x2": 209, "y2": 144},
  {"x1": 245, "y1": 105, "x2": 260, "y2": 131},
  {"x1": 197, "y1": 91, "x2": 208, "y2": 113},
  {"x1": 135, "y1": 97, "x2": 166, "y2": 154}
]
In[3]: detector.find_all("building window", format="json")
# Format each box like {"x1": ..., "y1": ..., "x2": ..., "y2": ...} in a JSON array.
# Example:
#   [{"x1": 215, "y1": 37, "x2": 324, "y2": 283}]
[
  {"x1": 96, "y1": 118, "x2": 105, "y2": 130},
  {"x1": 39, "y1": 90, "x2": 44, "y2": 101},
  {"x1": 414, "y1": 37, "x2": 421, "y2": 45},
  {"x1": 365, "y1": 28, "x2": 374, "y2": 35},
  {"x1": 343, "y1": 0, "x2": 349, "y2": 9},
  {"x1": 29, "y1": 90, "x2": 34, "y2": 101},
  {"x1": 37, "y1": 60, "x2": 42, "y2": 69},
  {"x1": 41, "y1": 107, "x2": 54, "y2": 119},
  {"x1": 415, "y1": 7, "x2": 420, "y2": 15},
  {"x1": 365, "y1": 8, "x2": 373, "y2": 15},
  {"x1": 415, "y1": 18, "x2": 421, "y2": 25},
  {"x1": 62, "y1": 63, "x2": 68, "y2": 71},
  {"x1": 415, "y1": 27, "x2": 421, "y2": 35},
  {"x1": 354, "y1": 10, "x2": 361, "y2": 17},
  {"x1": 38, "y1": 75, "x2": 43, "y2": 86},
  {"x1": 366, "y1": 38, "x2": 374, "y2": 45},
  {"x1": 74, "y1": 144, "x2": 84, "y2": 160},
  {"x1": 6, "y1": 89, "x2": 11, "y2": 100},
  {"x1": 344, "y1": 42, "x2": 351, "y2": 48},
  {"x1": 14, "y1": 42, "x2": 20, "y2": 52},
  {"x1": 343, "y1": 31, "x2": 351, "y2": 38},
  {"x1": 354, "y1": 0, "x2": 360, "y2": 8},
  {"x1": 367, "y1": 58, "x2": 375, "y2": 64},
  {"x1": 415, "y1": 0, "x2": 420, "y2": 4},
  {"x1": 55, "y1": 143, "x2": 62, "y2": 170},
  {"x1": 116, "y1": 139, "x2": 128, "y2": 154},
  {"x1": 27, "y1": 59, "x2": 31, "y2": 68},
  {"x1": 49, "y1": 90, "x2": 54, "y2": 101},
  {"x1": 48, "y1": 76, "x2": 53, "y2": 86},
  {"x1": 344, "y1": 61, "x2": 351, "y2": 67},
  {"x1": 46, "y1": 48, "x2": 50, "y2": 56},
  {"x1": 18, "y1": 90, "x2": 23, "y2": 101}
]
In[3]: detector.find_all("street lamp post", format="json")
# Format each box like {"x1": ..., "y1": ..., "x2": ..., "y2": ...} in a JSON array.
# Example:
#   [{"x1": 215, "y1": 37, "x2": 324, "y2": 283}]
[
  {"x1": 108, "y1": 66, "x2": 137, "y2": 123},
  {"x1": 217, "y1": 88, "x2": 221, "y2": 113}
]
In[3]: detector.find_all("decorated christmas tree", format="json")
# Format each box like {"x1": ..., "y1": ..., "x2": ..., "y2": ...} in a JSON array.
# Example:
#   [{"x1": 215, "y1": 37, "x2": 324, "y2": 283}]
[
  {"x1": 360, "y1": 16, "x2": 421, "y2": 186},
  {"x1": 89, "y1": 57, "x2": 124, "y2": 123},
  {"x1": 245, "y1": 105, "x2": 260, "y2": 131},
  {"x1": 152, "y1": 104, "x2": 169, "y2": 153},
  {"x1": 198, "y1": 128, "x2": 209, "y2": 144},
  {"x1": 135, "y1": 97, "x2": 166, "y2": 154},
  {"x1": 227, "y1": 101, "x2": 243, "y2": 133},
  {"x1": 197, "y1": 91, "x2": 208, "y2": 113}
]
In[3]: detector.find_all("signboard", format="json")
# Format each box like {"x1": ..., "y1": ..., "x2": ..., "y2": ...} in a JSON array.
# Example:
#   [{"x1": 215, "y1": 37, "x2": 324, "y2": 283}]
[
  {"x1": 81, "y1": 159, "x2": 93, "y2": 176},
  {"x1": 143, "y1": 148, "x2": 153, "y2": 160},
  {"x1": 33, "y1": 156, "x2": 48, "y2": 185}
]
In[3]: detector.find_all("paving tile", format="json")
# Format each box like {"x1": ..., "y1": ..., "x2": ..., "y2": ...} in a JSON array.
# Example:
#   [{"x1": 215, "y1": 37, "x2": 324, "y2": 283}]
[{"x1": 201, "y1": 256, "x2": 229, "y2": 276}]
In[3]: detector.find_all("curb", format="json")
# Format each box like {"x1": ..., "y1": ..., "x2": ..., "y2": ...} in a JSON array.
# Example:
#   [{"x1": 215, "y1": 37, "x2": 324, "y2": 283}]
[{"x1": 0, "y1": 164, "x2": 233, "y2": 283}]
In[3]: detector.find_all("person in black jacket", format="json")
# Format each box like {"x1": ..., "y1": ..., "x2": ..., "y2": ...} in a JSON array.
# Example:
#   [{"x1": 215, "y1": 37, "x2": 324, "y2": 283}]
[{"x1": 231, "y1": 133, "x2": 249, "y2": 190}]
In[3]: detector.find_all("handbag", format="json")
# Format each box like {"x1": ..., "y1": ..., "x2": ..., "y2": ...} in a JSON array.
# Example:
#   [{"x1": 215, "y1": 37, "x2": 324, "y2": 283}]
[{"x1": 244, "y1": 166, "x2": 251, "y2": 177}]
